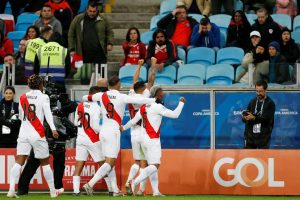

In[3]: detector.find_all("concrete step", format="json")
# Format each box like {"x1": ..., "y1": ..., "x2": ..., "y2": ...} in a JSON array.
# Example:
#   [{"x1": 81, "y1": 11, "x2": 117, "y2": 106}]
[
  {"x1": 107, "y1": 52, "x2": 123, "y2": 62},
  {"x1": 104, "y1": 13, "x2": 155, "y2": 21},
  {"x1": 111, "y1": 21, "x2": 150, "y2": 29},
  {"x1": 112, "y1": 28, "x2": 149, "y2": 40},
  {"x1": 112, "y1": 38, "x2": 127, "y2": 45},
  {"x1": 107, "y1": 62, "x2": 120, "y2": 78},
  {"x1": 110, "y1": 45, "x2": 122, "y2": 53},
  {"x1": 114, "y1": 0, "x2": 161, "y2": 5},
  {"x1": 112, "y1": 5, "x2": 159, "y2": 13}
]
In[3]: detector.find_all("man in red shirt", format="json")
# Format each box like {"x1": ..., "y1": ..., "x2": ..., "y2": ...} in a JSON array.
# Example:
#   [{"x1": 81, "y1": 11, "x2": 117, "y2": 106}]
[
  {"x1": 157, "y1": 5, "x2": 198, "y2": 50},
  {"x1": 0, "y1": 29, "x2": 14, "y2": 65}
]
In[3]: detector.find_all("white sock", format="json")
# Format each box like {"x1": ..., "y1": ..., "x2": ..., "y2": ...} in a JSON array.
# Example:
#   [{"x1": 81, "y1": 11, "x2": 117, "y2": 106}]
[
  {"x1": 9, "y1": 163, "x2": 22, "y2": 192},
  {"x1": 88, "y1": 163, "x2": 111, "y2": 188},
  {"x1": 149, "y1": 171, "x2": 159, "y2": 194},
  {"x1": 133, "y1": 165, "x2": 157, "y2": 186},
  {"x1": 126, "y1": 163, "x2": 140, "y2": 184},
  {"x1": 108, "y1": 167, "x2": 119, "y2": 193},
  {"x1": 73, "y1": 176, "x2": 80, "y2": 194},
  {"x1": 139, "y1": 168, "x2": 147, "y2": 192},
  {"x1": 104, "y1": 177, "x2": 112, "y2": 192},
  {"x1": 42, "y1": 165, "x2": 55, "y2": 192}
]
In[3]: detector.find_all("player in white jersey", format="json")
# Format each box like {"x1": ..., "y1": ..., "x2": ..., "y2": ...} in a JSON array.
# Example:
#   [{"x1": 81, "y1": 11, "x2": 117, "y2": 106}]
[
  {"x1": 81, "y1": 76, "x2": 156, "y2": 195},
  {"x1": 7, "y1": 75, "x2": 62, "y2": 198},
  {"x1": 122, "y1": 86, "x2": 186, "y2": 196},
  {"x1": 125, "y1": 58, "x2": 156, "y2": 195}
]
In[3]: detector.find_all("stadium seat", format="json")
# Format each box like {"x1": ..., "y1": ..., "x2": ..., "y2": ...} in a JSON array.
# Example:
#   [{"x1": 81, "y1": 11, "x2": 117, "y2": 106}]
[
  {"x1": 7, "y1": 31, "x2": 26, "y2": 52},
  {"x1": 78, "y1": 0, "x2": 89, "y2": 13},
  {"x1": 153, "y1": 65, "x2": 177, "y2": 85},
  {"x1": 293, "y1": 15, "x2": 300, "y2": 31},
  {"x1": 209, "y1": 14, "x2": 231, "y2": 32},
  {"x1": 187, "y1": 47, "x2": 215, "y2": 67},
  {"x1": 177, "y1": 47, "x2": 186, "y2": 64},
  {"x1": 216, "y1": 47, "x2": 244, "y2": 65},
  {"x1": 246, "y1": 13, "x2": 257, "y2": 25},
  {"x1": 291, "y1": 31, "x2": 300, "y2": 44},
  {"x1": 0, "y1": 14, "x2": 15, "y2": 34},
  {"x1": 150, "y1": 15, "x2": 162, "y2": 31},
  {"x1": 4, "y1": 1, "x2": 12, "y2": 14},
  {"x1": 160, "y1": 0, "x2": 176, "y2": 15},
  {"x1": 16, "y1": 13, "x2": 39, "y2": 31},
  {"x1": 220, "y1": 29, "x2": 227, "y2": 48},
  {"x1": 119, "y1": 65, "x2": 147, "y2": 86},
  {"x1": 188, "y1": 14, "x2": 204, "y2": 23},
  {"x1": 234, "y1": 0, "x2": 244, "y2": 10},
  {"x1": 177, "y1": 64, "x2": 206, "y2": 85},
  {"x1": 235, "y1": 65, "x2": 246, "y2": 81},
  {"x1": 271, "y1": 14, "x2": 291, "y2": 30},
  {"x1": 141, "y1": 31, "x2": 154, "y2": 45},
  {"x1": 206, "y1": 64, "x2": 234, "y2": 85}
]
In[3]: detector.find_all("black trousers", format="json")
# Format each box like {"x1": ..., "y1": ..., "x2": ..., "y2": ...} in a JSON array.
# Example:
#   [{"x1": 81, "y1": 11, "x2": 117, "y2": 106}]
[{"x1": 18, "y1": 149, "x2": 65, "y2": 194}]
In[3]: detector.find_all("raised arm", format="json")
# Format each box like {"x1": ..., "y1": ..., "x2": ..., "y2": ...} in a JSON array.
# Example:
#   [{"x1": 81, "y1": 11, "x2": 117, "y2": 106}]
[
  {"x1": 161, "y1": 97, "x2": 185, "y2": 119},
  {"x1": 147, "y1": 57, "x2": 157, "y2": 89},
  {"x1": 123, "y1": 110, "x2": 142, "y2": 131},
  {"x1": 82, "y1": 93, "x2": 103, "y2": 102},
  {"x1": 123, "y1": 94, "x2": 155, "y2": 105},
  {"x1": 131, "y1": 59, "x2": 144, "y2": 89}
]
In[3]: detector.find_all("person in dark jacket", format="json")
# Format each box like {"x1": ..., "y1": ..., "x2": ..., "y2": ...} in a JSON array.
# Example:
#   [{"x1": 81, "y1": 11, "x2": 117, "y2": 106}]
[
  {"x1": 0, "y1": 86, "x2": 21, "y2": 148},
  {"x1": 251, "y1": 8, "x2": 282, "y2": 45},
  {"x1": 242, "y1": 80, "x2": 275, "y2": 149},
  {"x1": 268, "y1": 41, "x2": 291, "y2": 84},
  {"x1": 145, "y1": 29, "x2": 178, "y2": 72},
  {"x1": 157, "y1": 5, "x2": 198, "y2": 49},
  {"x1": 226, "y1": 10, "x2": 251, "y2": 51},
  {"x1": 280, "y1": 27, "x2": 300, "y2": 65}
]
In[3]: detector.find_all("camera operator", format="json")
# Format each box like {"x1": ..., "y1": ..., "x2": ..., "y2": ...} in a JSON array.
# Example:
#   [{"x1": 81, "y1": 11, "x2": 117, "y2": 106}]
[
  {"x1": 242, "y1": 80, "x2": 275, "y2": 149},
  {"x1": 17, "y1": 80, "x2": 77, "y2": 195},
  {"x1": 0, "y1": 86, "x2": 21, "y2": 148}
]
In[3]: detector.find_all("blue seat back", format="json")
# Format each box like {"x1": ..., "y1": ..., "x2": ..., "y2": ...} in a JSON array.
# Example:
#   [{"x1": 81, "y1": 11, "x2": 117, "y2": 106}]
[
  {"x1": 188, "y1": 14, "x2": 204, "y2": 23},
  {"x1": 217, "y1": 47, "x2": 244, "y2": 64},
  {"x1": 209, "y1": 14, "x2": 231, "y2": 32},
  {"x1": 141, "y1": 31, "x2": 154, "y2": 45},
  {"x1": 220, "y1": 29, "x2": 227, "y2": 48},
  {"x1": 234, "y1": 0, "x2": 244, "y2": 10},
  {"x1": 246, "y1": 14, "x2": 257, "y2": 25},
  {"x1": 78, "y1": 0, "x2": 89, "y2": 13},
  {"x1": 291, "y1": 31, "x2": 300, "y2": 44},
  {"x1": 153, "y1": 65, "x2": 177, "y2": 85},
  {"x1": 235, "y1": 65, "x2": 246, "y2": 81},
  {"x1": 16, "y1": 13, "x2": 39, "y2": 31},
  {"x1": 150, "y1": 15, "x2": 162, "y2": 31},
  {"x1": 160, "y1": 0, "x2": 176, "y2": 15},
  {"x1": 119, "y1": 65, "x2": 147, "y2": 86},
  {"x1": 206, "y1": 64, "x2": 234, "y2": 85},
  {"x1": 177, "y1": 47, "x2": 186, "y2": 64},
  {"x1": 271, "y1": 14, "x2": 291, "y2": 29},
  {"x1": 187, "y1": 47, "x2": 215, "y2": 66},
  {"x1": 177, "y1": 64, "x2": 206, "y2": 85},
  {"x1": 5, "y1": 2, "x2": 12, "y2": 14},
  {"x1": 293, "y1": 15, "x2": 300, "y2": 31},
  {"x1": 7, "y1": 31, "x2": 26, "y2": 51}
]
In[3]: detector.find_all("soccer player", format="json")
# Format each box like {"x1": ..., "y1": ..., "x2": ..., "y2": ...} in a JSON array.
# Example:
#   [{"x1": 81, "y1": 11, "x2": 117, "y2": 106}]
[
  {"x1": 81, "y1": 76, "x2": 155, "y2": 195},
  {"x1": 125, "y1": 57, "x2": 156, "y2": 195},
  {"x1": 121, "y1": 86, "x2": 186, "y2": 196},
  {"x1": 7, "y1": 75, "x2": 62, "y2": 198}
]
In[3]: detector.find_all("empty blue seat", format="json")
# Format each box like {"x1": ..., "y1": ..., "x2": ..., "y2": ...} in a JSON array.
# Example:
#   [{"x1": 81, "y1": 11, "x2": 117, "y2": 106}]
[
  {"x1": 177, "y1": 64, "x2": 206, "y2": 85},
  {"x1": 7, "y1": 31, "x2": 26, "y2": 52},
  {"x1": 209, "y1": 14, "x2": 231, "y2": 32},
  {"x1": 291, "y1": 31, "x2": 300, "y2": 44},
  {"x1": 119, "y1": 65, "x2": 147, "y2": 86},
  {"x1": 177, "y1": 47, "x2": 186, "y2": 64},
  {"x1": 217, "y1": 47, "x2": 244, "y2": 64},
  {"x1": 153, "y1": 65, "x2": 177, "y2": 85},
  {"x1": 271, "y1": 14, "x2": 291, "y2": 29},
  {"x1": 188, "y1": 14, "x2": 204, "y2": 23},
  {"x1": 206, "y1": 64, "x2": 234, "y2": 85},
  {"x1": 78, "y1": 0, "x2": 89, "y2": 13},
  {"x1": 234, "y1": 0, "x2": 244, "y2": 10},
  {"x1": 4, "y1": 2, "x2": 12, "y2": 14},
  {"x1": 187, "y1": 47, "x2": 215, "y2": 66},
  {"x1": 141, "y1": 31, "x2": 154, "y2": 45},
  {"x1": 246, "y1": 14, "x2": 257, "y2": 25},
  {"x1": 293, "y1": 15, "x2": 300, "y2": 31},
  {"x1": 220, "y1": 29, "x2": 227, "y2": 48},
  {"x1": 160, "y1": 0, "x2": 176, "y2": 15},
  {"x1": 16, "y1": 13, "x2": 39, "y2": 31},
  {"x1": 150, "y1": 15, "x2": 162, "y2": 31}
]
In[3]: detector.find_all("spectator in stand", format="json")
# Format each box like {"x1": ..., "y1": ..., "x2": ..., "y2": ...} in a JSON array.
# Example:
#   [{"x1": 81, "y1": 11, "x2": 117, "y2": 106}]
[
  {"x1": 33, "y1": 4, "x2": 63, "y2": 36},
  {"x1": 276, "y1": 0, "x2": 297, "y2": 18},
  {"x1": 0, "y1": 29, "x2": 14, "y2": 65},
  {"x1": 23, "y1": 0, "x2": 49, "y2": 14},
  {"x1": 121, "y1": 27, "x2": 146, "y2": 67},
  {"x1": 0, "y1": 86, "x2": 21, "y2": 148},
  {"x1": 0, "y1": 1, "x2": 29, "y2": 22},
  {"x1": 176, "y1": 0, "x2": 211, "y2": 16},
  {"x1": 211, "y1": 0, "x2": 234, "y2": 15},
  {"x1": 68, "y1": 1, "x2": 114, "y2": 84},
  {"x1": 268, "y1": 41, "x2": 291, "y2": 84},
  {"x1": 190, "y1": 17, "x2": 220, "y2": 51},
  {"x1": 157, "y1": 5, "x2": 198, "y2": 50},
  {"x1": 14, "y1": 39, "x2": 27, "y2": 85},
  {"x1": 226, "y1": 10, "x2": 251, "y2": 51},
  {"x1": 280, "y1": 27, "x2": 300, "y2": 65},
  {"x1": 243, "y1": 0, "x2": 276, "y2": 14},
  {"x1": 251, "y1": 8, "x2": 282, "y2": 45},
  {"x1": 46, "y1": 0, "x2": 73, "y2": 47},
  {"x1": 145, "y1": 29, "x2": 178, "y2": 72},
  {"x1": 24, "y1": 25, "x2": 40, "y2": 40}
]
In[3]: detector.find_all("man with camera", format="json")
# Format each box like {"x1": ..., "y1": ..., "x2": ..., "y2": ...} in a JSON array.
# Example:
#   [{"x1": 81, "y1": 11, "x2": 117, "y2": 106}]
[{"x1": 242, "y1": 80, "x2": 275, "y2": 149}]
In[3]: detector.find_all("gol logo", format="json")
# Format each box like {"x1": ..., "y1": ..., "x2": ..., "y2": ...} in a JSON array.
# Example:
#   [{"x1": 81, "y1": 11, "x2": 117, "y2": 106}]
[{"x1": 213, "y1": 157, "x2": 284, "y2": 187}]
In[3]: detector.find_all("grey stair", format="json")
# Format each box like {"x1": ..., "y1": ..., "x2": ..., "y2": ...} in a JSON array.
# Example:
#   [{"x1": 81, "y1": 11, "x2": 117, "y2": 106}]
[
  {"x1": 114, "y1": 0, "x2": 161, "y2": 5},
  {"x1": 112, "y1": 5, "x2": 159, "y2": 13},
  {"x1": 111, "y1": 21, "x2": 150, "y2": 29},
  {"x1": 113, "y1": 28, "x2": 149, "y2": 40},
  {"x1": 105, "y1": 13, "x2": 156, "y2": 21},
  {"x1": 107, "y1": 62, "x2": 120, "y2": 78},
  {"x1": 107, "y1": 52, "x2": 124, "y2": 62}
]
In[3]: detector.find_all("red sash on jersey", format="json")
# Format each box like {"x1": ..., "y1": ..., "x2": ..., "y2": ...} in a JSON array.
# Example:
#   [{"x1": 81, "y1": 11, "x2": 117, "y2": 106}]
[
  {"x1": 128, "y1": 104, "x2": 142, "y2": 126},
  {"x1": 20, "y1": 94, "x2": 45, "y2": 138},
  {"x1": 102, "y1": 92, "x2": 122, "y2": 125},
  {"x1": 77, "y1": 103, "x2": 99, "y2": 143},
  {"x1": 140, "y1": 105, "x2": 160, "y2": 139}
]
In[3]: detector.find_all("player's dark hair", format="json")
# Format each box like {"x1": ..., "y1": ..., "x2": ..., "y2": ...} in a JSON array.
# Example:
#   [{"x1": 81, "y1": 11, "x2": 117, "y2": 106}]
[
  {"x1": 133, "y1": 81, "x2": 146, "y2": 93},
  {"x1": 108, "y1": 75, "x2": 120, "y2": 87},
  {"x1": 255, "y1": 80, "x2": 268, "y2": 90},
  {"x1": 28, "y1": 74, "x2": 44, "y2": 90},
  {"x1": 4, "y1": 85, "x2": 15, "y2": 94},
  {"x1": 89, "y1": 86, "x2": 100, "y2": 95}
]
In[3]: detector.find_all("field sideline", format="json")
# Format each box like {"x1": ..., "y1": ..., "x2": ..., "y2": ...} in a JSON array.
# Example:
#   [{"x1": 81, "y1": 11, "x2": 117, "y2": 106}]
[{"x1": 1, "y1": 194, "x2": 300, "y2": 200}]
